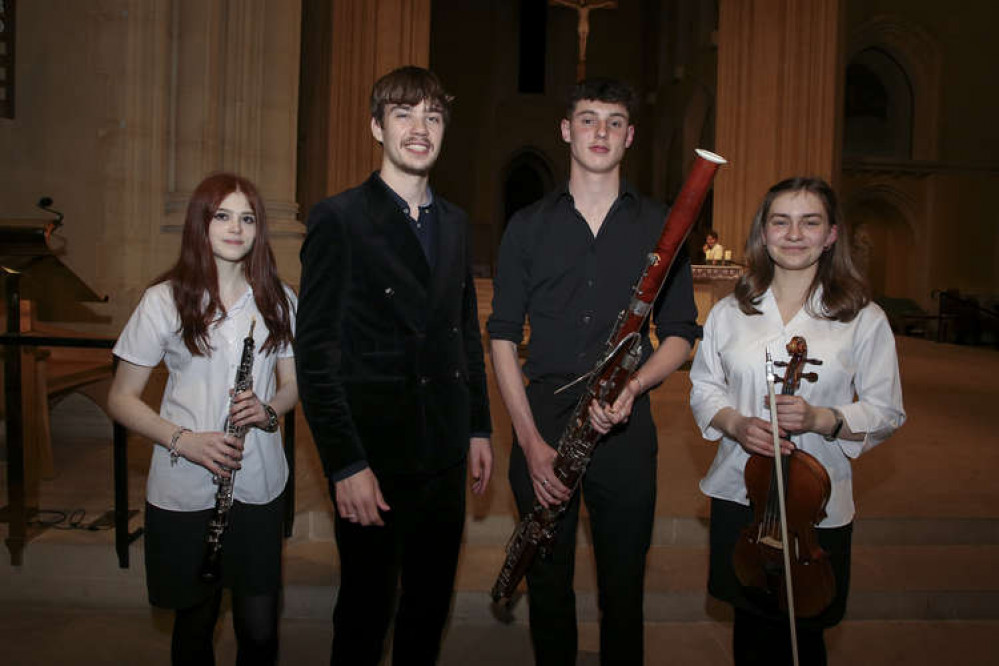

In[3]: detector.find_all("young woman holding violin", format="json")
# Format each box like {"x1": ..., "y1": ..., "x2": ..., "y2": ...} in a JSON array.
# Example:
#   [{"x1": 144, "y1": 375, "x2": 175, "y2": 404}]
[
  {"x1": 689, "y1": 177, "x2": 906, "y2": 665},
  {"x1": 108, "y1": 173, "x2": 297, "y2": 665}
]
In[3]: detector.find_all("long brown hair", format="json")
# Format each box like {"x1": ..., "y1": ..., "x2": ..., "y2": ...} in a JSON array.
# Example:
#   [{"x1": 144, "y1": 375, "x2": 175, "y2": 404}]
[
  {"x1": 156, "y1": 173, "x2": 293, "y2": 355},
  {"x1": 734, "y1": 177, "x2": 869, "y2": 322}
]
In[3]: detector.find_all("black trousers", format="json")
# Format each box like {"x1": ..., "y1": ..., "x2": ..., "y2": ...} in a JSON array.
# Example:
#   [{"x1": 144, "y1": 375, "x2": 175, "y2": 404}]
[
  {"x1": 329, "y1": 459, "x2": 467, "y2": 666},
  {"x1": 708, "y1": 498, "x2": 853, "y2": 666},
  {"x1": 509, "y1": 381, "x2": 657, "y2": 666}
]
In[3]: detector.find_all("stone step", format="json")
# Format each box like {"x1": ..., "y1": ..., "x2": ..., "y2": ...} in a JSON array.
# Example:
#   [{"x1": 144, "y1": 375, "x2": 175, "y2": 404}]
[
  {"x1": 4, "y1": 606, "x2": 999, "y2": 666},
  {"x1": 295, "y1": 512, "x2": 999, "y2": 548},
  {"x1": 3, "y1": 512, "x2": 998, "y2": 624}
]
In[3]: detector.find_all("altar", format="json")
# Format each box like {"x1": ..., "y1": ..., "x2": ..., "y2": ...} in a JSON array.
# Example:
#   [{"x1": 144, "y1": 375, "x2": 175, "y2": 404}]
[{"x1": 691, "y1": 263, "x2": 744, "y2": 324}]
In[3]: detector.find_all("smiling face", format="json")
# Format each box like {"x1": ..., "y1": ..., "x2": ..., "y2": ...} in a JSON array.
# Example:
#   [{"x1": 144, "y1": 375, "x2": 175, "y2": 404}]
[
  {"x1": 208, "y1": 190, "x2": 257, "y2": 266},
  {"x1": 371, "y1": 99, "x2": 445, "y2": 178},
  {"x1": 763, "y1": 190, "x2": 838, "y2": 276},
  {"x1": 560, "y1": 99, "x2": 634, "y2": 176}
]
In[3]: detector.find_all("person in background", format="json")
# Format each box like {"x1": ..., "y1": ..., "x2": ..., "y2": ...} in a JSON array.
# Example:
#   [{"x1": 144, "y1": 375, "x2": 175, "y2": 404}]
[{"x1": 703, "y1": 229, "x2": 725, "y2": 263}]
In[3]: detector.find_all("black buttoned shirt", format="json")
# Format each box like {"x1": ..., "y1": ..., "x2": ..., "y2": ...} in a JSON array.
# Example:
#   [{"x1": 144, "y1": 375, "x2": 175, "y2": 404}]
[
  {"x1": 487, "y1": 180, "x2": 701, "y2": 383},
  {"x1": 380, "y1": 174, "x2": 438, "y2": 269}
]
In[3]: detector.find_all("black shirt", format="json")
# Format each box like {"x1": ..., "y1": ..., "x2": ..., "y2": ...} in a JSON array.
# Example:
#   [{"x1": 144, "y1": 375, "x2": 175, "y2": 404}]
[
  {"x1": 378, "y1": 173, "x2": 439, "y2": 269},
  {"x1": 487, "y1": 180, "x2": 701, "y2": 382}
]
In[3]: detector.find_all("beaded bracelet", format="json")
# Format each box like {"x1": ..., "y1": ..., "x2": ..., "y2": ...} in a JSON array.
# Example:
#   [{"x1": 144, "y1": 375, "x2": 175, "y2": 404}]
[{"x1": 168, "y1": 427, "x2": 190, "y2": 466}]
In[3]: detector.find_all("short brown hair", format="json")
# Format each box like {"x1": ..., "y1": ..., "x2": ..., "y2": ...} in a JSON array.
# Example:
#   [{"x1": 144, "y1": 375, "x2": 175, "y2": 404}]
[
  {"x1": 370, "y1": 66, "x2": 454, "y2": 126},
  {"x1": 565, "y1": 78, "x2": 638, "y2": 120}
]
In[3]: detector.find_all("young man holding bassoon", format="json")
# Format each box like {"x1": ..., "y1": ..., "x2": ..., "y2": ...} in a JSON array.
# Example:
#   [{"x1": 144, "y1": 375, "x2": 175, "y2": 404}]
[{"x1": 488, "y1": 78, "x2": 702, "y2": 666}]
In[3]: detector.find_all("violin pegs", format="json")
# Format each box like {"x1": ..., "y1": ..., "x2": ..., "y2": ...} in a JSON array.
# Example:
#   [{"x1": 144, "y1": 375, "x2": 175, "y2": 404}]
[
  {"x1": 807, "y1": 357, "x2": 824, "y2": 365},
  {"x1": 774, "y1": 361, "x2": 788, "y2": 368},
  {"x1": 801, "y1": 372, "x2": 819, "y2": 382}
]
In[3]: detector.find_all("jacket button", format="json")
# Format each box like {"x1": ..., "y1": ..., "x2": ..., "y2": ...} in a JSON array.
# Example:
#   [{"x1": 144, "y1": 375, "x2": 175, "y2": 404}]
[
  {"x1": 384, "y1": 287, "x2": 395, "y2": 297},
  {"x1": 453, "y1": 370, "x2": 462, "y2": 379},
  {"x1": 451, "y1": 326, "x2": 459, "y2": 336},
  {"x1": 419, "y1": 376, "x2": 430, "y2": 386},
  {"x1": 581, "y1": 314, "x2": 592, "y2": 325}
]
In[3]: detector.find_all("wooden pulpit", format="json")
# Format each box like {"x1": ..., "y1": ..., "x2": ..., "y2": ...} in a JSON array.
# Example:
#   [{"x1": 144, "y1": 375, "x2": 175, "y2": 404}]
[{"x1": 0, "y1": 219, "x2": 125, "y2": 565}]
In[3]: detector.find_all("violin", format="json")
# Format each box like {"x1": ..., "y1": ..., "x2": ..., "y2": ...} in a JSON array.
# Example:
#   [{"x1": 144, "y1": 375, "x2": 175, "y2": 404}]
[{"x1": 733, "y1": 336, "x2": 836, "y2": 618}]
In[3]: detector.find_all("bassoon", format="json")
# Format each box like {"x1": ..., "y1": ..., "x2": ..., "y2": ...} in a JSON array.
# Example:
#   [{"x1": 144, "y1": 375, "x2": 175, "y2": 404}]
[
  {"x1": 200, "y1": 318, "x2": 256, "y2": 583},
  {"x1": 491, "y1": 149, "x2": 727, "y2": 605}
]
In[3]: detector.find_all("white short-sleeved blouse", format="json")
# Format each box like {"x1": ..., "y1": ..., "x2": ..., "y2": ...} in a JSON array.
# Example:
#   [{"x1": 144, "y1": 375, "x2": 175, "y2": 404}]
[
  {"x1": 114, "y1": 282, "x2": 296, "y2": 512},
  {"x1": 689, "y1": 288, "x2": 906, "y2": 527}
]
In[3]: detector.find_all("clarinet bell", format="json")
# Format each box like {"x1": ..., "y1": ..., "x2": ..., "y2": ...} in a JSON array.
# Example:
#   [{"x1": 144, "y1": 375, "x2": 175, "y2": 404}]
[{"x1": 200, "y1": 549, "x2": 222, "y2": 583}]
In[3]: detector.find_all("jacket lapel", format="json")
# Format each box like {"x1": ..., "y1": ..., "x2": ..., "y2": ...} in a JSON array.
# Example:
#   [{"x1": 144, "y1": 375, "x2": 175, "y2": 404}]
[{"x1": 429, "y1": 200, "x2": 462, "y2": 313}]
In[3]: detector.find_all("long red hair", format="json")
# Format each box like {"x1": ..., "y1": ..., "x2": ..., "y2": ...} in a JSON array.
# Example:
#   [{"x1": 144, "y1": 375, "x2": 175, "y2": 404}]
[{"x1": 156, "y1": 173, "x2": 294, "y2": 355}]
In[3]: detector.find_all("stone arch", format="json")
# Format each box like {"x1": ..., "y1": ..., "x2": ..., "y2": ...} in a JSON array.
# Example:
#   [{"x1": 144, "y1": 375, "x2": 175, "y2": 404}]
[
  {"x1": 843, "y1": 185, "x2": 919, "y2": 299},
  {"x1": 487, "y1": 147, "x2": 556, "y2": 273},
  {"x1": 844, "y1": 48, "x2": 913, "y2": 159},
  {"x1": 501, "y1": 147, "x2": 555, "y2": 227},
  {"x1": 848, "y1": 15, "x2": 942, "y2": 161}
]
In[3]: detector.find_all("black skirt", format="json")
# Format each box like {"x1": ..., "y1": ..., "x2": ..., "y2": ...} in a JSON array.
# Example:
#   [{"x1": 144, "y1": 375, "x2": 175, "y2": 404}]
[
  {"x1": 708, "y1": 497, "x2": 853, "y2": 629},
  {"x1": 144, "y1": 492, "x2": 286, "y2": 610}
]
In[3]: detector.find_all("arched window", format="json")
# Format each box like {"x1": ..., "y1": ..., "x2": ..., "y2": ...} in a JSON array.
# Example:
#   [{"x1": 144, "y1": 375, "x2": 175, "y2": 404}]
[
  {"x1": 844, "y1": 48, "x2": 913, "y2": 159},
  {"x1": 845, "y1": 190, "x2": 917, "y2": 300},
  {"x1": 503, "y1": 151, "x2": 553, "y2": 226}
]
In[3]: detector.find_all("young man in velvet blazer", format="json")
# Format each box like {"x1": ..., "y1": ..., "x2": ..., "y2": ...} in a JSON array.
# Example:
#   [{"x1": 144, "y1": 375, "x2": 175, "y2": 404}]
[{"x1": 295, "y1": 66, "x2": 492, "y2": 665}]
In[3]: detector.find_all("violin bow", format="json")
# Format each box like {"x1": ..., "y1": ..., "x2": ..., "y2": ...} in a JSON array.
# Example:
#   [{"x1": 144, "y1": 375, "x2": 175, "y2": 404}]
[{"x1": 766, "y1": 347, "x2": 800, "y2": 666}]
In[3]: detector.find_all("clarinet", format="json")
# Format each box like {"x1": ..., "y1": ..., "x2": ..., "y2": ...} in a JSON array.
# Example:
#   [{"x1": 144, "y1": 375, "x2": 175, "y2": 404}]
[
  {"x1": 200, "y1": 318, "x2": 256, "y2": 583},
  {"x1": 491, "y1": 150, "x2": 726, "y2": 605}
]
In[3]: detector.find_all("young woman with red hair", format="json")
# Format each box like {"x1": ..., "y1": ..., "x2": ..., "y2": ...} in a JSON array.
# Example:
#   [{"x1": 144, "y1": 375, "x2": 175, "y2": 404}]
[{"x1": 108, "y1": 173, "x2": 297, "y2": 666}]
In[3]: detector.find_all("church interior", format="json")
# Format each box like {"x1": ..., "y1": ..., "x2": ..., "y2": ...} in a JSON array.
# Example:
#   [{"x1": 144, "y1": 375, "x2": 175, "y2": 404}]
[{"x1": 2, "y1": 1, "x2": 998, "y2": 664}]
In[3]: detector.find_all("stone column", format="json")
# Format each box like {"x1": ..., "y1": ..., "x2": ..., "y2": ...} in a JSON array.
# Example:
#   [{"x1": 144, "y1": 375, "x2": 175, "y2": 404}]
[
  {"x1": 713, "y1": 0, "x2": 843, "y2": 260},
  {"x1": 164, "y1": 0, "x2": 302, "y2": 281},
  {"x1": 325, "y1": 0, "x2": 431, "y2": 196}
]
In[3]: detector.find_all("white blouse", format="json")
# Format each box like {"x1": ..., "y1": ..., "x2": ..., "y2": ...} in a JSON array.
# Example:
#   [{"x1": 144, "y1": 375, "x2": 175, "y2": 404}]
[
  {"x1": 689, "y1": 288, "x2": 906, "y2": 527},
  {"x1": 114, "y1": 282, "x2": 296, "y2": 512}
]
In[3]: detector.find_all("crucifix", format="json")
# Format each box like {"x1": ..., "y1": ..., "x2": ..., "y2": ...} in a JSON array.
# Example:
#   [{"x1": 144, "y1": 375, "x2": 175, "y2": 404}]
[{"x1": 549, "y1": 0, "x2": 618, "y2": 80}]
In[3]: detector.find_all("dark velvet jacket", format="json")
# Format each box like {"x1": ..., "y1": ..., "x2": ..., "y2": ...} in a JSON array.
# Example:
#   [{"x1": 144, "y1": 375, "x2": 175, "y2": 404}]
[{"x1": 295, "y1": 173, "x2": 491, "y2": 480}]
